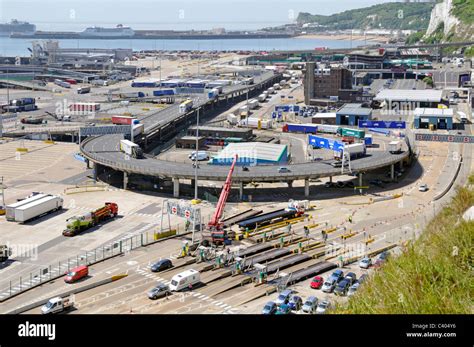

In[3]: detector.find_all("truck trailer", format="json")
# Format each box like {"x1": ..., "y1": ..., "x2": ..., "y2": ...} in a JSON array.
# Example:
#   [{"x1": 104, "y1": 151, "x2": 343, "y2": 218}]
[
  {"x1": 63, "y1": 202, "x2": 118, "y2": 237},
  {"x1": 388, "y1": 140, "x2": 402, "y2": 154},
  {"x1": 334, "y1": 143, "x2": 366, "y2": 160},
  {"x1": 5, "y1": 193, "x2": 48, "y2": 221},
  {"x1": 120, "y1": 139, "x2": 144, "y2": 159},
  {"x1": 9, "y1": 195, "x2": 63, "y2": 223}
]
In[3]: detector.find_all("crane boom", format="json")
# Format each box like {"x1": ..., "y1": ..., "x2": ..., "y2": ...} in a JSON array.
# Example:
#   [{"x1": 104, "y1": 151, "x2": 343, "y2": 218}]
[{"x1": 209, "y1": 155, "x2": 238, "y2": 227}]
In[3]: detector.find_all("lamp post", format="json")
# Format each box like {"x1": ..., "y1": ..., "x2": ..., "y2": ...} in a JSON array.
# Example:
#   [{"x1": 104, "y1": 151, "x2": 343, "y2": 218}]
[{"x1": 194, "y1": 106, "x2": 200, "y2": 200}]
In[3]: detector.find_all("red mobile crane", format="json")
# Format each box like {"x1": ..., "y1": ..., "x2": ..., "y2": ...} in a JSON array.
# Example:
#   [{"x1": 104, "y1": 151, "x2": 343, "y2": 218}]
[{"x1": 205, "y1": 155, "x2": 238, "y2": 245}]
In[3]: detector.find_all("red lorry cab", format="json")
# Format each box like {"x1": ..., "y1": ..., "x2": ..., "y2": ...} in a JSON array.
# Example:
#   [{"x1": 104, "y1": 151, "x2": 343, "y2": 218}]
[{"x1": 65, "y1": 265, "x2": 89, "y2": 283}]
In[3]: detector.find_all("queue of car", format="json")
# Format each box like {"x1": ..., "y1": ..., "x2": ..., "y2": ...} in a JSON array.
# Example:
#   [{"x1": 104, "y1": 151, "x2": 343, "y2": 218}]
[{"x1": 261, "y1": 251, "x2": 389, "y2": 314}]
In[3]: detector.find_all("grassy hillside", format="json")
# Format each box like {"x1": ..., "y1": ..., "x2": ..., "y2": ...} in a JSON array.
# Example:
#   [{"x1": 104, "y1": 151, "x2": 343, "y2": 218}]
[
  {"x1": 333, "y1": 176, "x2": 474, "y2": 314},
  {"x1": 297, "y1": 3, "x2": 436, "y2": 31},
  {"x1": 452, "y1": 0, "x2": 474, "y2": 24}
]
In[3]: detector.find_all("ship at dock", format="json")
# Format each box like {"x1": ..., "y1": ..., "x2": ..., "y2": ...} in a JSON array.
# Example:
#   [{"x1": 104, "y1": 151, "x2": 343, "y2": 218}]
[{"x1": 0, "y1": 19, "x2": 36, "y2": 36}]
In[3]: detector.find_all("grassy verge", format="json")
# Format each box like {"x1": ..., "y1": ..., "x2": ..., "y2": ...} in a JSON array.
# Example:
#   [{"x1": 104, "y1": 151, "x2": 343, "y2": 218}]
[{"x1": 333, "y1": 177, "x2": 474, "y2": 314}]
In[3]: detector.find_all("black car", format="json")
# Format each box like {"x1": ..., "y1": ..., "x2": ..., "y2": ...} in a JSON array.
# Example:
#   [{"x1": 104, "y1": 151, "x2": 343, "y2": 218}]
[
  {"x1": 147, "y1": 283, "x2": 171, "y2": 300},
  {"x1": 150, "y1": 259, "x2": 173, "y2": 272},
  {"x1": 334, "y1": 279, "x2": 351, "y2": 296}
]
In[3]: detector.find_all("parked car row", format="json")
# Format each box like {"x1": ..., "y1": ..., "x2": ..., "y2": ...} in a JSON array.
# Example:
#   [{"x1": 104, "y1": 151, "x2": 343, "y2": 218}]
[{"x1": 264, "y1": 289, "x2": 331, "y2": 314}]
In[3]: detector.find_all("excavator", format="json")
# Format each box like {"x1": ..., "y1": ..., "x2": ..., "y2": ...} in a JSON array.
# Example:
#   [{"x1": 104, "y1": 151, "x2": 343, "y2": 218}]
[{"x1": 201, "y1": 155, "x2": 238, "y2": 246}]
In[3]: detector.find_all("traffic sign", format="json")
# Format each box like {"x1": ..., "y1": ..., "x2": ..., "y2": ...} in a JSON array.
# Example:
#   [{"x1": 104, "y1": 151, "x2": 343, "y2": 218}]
[
  {"x1": 184, "y1": 210, "x2": 191, "y2": 219},
  {"x1": 171, "y1": 206, "x2": 177, "y2": 215},
  {"x1": 415, "y1": 133, "x2": 474, "y2": 143}
]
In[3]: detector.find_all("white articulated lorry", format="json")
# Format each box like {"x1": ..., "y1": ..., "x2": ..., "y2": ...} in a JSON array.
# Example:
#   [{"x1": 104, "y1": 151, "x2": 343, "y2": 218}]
[
  {"x1": 11, "y1": 195, "x2": 63, "y2": 223},
  {"x1": 120, "y1": 139, "x2": 144, "y2": 159},
  {"x1": 5, "y1": 193, "x2": 48, "y2": 221}
]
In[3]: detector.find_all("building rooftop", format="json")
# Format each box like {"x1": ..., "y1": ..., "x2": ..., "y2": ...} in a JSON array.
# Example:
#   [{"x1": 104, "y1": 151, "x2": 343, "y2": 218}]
[
  {"x1": 312, "y1": 112, "x2": 337, "y2": 119},
  {"x1": 337, "y1": 104, "x2": 372, "y2": 116},
  {"x1": 213, "y1": 142, "x2": 287, "y2": 162},
  {"x1": 414, "y1": 108, "x2": 454, "y2": 118},
  {"x1": 374, "y1": 89, "x2": 443, "y2": 102}
]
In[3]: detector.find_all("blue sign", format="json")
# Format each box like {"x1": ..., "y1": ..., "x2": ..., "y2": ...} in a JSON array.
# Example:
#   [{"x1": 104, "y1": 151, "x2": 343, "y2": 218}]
[
  {"x1": 74, "y1": 153, "x2": 87, "y2": 163},
  {"x1": 308, "y1": 135, "x2": 344, "y2": 152},
  {"x1": 358, "y1": 120, "x2": 406, "y2": 129},
  {"x1": 275, "y1": 105, "x2": 300, "y2": 113}
]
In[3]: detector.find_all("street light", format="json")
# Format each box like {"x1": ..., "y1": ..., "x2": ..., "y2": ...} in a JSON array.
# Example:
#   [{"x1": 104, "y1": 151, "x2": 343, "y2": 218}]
[{"x1": 194, "y1": 106, "x2": 200, "y2": 200}]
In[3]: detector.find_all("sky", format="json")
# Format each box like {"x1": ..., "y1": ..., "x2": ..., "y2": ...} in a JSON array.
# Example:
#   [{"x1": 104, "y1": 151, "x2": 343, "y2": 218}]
[{"x1": 0, "y1": 0, "x2": 400, "y2": 31}]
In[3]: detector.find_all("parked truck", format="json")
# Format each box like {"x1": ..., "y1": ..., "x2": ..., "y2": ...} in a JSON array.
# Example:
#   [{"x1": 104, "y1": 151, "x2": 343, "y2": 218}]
[
  {"x1": 11, "y1": 195, "x2": 63, "y2": 223},
  {"x1": 6, "y1": 193, "x2": 48, "y2": 221},
  {"x1": 62, "y1": 202, "x2": 118, "y2": 237},
  {"x1": 0, "y1": 245, "x2": 12, "y2": 262},
  {"x1": 120, "y1": 139, "x2": 143, "y2": 159},
  {"x1": 41, "y1": 295, "x2": 75, "y2": 314},
  {"x1": 77, "y1": 86, "x2": 91, "y2": 94},
  {"x1": 389, "y1": 140, "x2": 402, "y2": 154}
]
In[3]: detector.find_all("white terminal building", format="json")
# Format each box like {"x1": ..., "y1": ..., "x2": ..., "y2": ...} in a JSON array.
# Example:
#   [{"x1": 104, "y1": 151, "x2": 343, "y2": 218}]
[{"x1": 210, "y1": 142, "x2": 288, "y2": 166}]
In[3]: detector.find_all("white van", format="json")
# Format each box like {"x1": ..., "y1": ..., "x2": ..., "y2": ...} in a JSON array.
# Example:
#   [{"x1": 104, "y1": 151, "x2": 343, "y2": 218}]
[
  {"x1": 189, "y1": 151, "x2": 209, "y2": 161},
  {"x1": 169, "y1": 269, "x2": 200, "y2": 291}
]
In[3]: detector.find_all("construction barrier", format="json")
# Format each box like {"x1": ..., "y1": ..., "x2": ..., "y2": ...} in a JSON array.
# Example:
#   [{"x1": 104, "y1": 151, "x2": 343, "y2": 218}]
[{"x1": 154, "y1": 229, "x2": 177, "y2": 240}]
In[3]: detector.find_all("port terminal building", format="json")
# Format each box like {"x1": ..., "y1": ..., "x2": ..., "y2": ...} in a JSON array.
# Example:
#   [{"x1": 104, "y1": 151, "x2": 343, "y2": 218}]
[
  {"x1": 413, "y1": 108, "x2": 454, "y2": 130},
  {"x1": 210, "y1": 142, "x2": 288, "y2": 166},
  {"x1": 336, "y1": 104, "x2": 372, "y2": 126}
]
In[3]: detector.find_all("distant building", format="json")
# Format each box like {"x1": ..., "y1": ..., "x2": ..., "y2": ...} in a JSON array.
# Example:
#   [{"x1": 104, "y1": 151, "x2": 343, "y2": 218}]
[
  {"x1": 304, "y1": 62, "x2": 353, "y2": 104},
  {"x1": 373, "y1": 89, "x2": 444, "y2": 109},
  {"x1": 345, "y1": 49, "x2": 387, "y2": 70},
  {"x1": 336, "y1": 103, "x2": 372, "y2": 126}
]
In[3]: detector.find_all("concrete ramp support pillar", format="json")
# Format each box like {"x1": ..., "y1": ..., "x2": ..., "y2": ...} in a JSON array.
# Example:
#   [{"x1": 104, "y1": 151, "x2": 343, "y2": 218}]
[
  {"x1": 391, "y1": 164, "x2": 395, "y2": 181},
  {"x1": 92, "y1": 162, "x2": 98, "y2": 182},
  {"x1": 173, "y1": 177, "x2": 180, "y2": 198},
  {"x1": 123, "y1": 172, "x2": 128, "y2": 190},
  {"x1": 359, "y1": 173, "x2": 363, "y2": 187},
  {"x1": 239, "y1": 182, "x2": 244, "y2": 201},
  {"x1": 304, "y1": 179, "x2": 310, "y2": 197},
  {"x1": 287, "y1": 180, "x2": 293, "y2": 188}
]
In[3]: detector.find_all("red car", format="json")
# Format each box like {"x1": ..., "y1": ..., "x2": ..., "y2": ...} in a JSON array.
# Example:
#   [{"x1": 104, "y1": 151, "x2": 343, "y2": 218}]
[{"x1": 310, "y1": 276, "x2": 324, "y2": 289}]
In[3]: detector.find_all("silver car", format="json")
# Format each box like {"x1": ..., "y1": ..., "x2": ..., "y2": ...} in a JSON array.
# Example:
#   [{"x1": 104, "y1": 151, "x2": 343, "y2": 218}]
[
  {"x1": 321, "y1": 279, "x2": 336, "y2": 293},
  {"x1": 359, "y1": 257, "x2": 372, "y2": 269},
  {"x1": 302, "y1": 296, "x2": 318, "y2": 314},
  {"x1": 316, "y1": 300, "x2": 331, "y2": 314}
]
